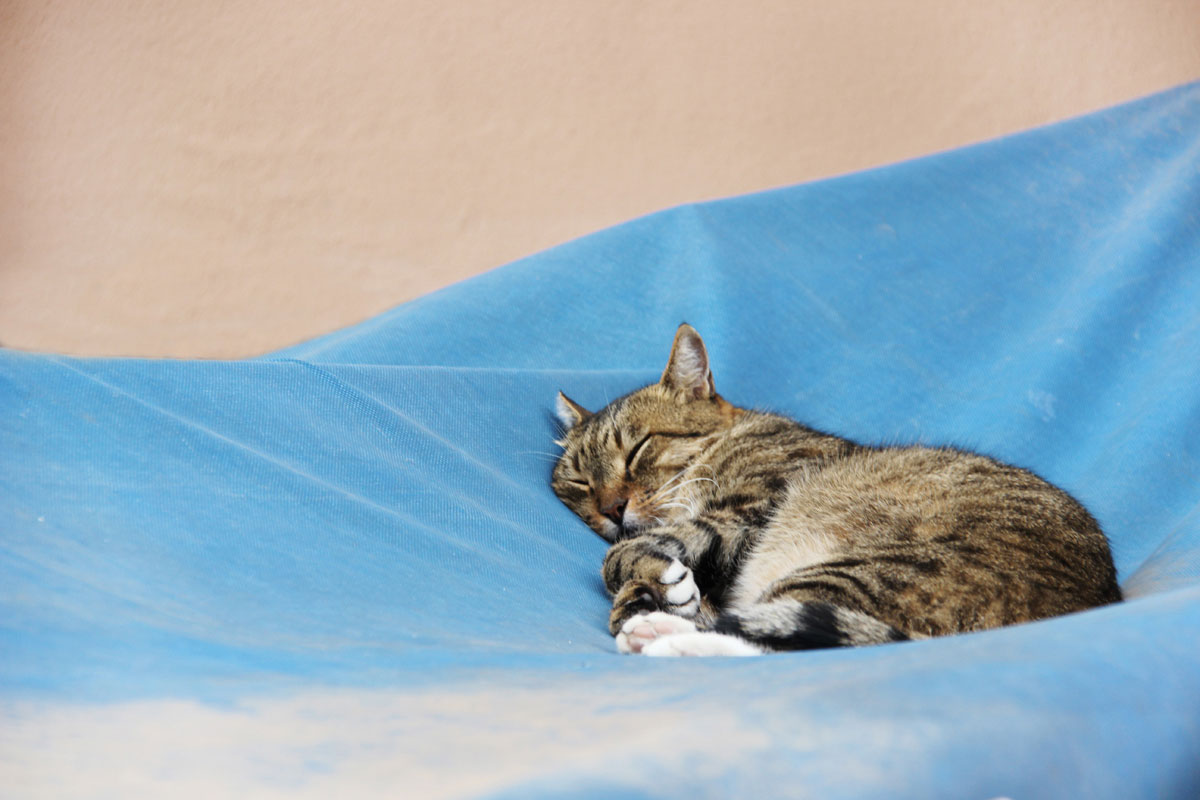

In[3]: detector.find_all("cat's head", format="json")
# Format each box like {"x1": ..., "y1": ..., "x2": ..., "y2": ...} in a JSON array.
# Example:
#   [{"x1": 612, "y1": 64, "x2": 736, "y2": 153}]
[{"x1": 551, "y1": 324, "x2": 740, "y2": 542}]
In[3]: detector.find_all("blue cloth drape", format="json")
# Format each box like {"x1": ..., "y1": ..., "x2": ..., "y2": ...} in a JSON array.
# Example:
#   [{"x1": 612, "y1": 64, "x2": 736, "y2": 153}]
[{"x1": 3, "y1": 82, "x2": 1199, "y2": 798}]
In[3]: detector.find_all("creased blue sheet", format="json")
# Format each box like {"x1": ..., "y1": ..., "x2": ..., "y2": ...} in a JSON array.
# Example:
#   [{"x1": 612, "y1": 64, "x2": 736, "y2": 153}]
[{"x1": 2, "y1": 83, "x2": 1199, "y2": 798}]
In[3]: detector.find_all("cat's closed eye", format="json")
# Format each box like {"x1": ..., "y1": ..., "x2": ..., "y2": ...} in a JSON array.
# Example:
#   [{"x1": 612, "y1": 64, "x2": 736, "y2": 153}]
[{"x1": 625, "y1": 434, "x2": 655, "y2": 474}]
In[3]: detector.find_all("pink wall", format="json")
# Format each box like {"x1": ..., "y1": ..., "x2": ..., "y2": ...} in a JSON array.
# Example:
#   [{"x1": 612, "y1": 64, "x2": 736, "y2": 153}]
[{"x1": 4, "y1": 0, "x2": 1199, "y2": 357}]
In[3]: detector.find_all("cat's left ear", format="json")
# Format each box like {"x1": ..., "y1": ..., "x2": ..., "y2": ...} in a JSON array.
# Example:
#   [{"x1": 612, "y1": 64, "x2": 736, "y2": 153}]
[
  {"x1": 661, "y1": 323, "x2": 715, "y2": 400},
  {"x1": 555, "y1": 391, "x2": 592, "y2": 430}
]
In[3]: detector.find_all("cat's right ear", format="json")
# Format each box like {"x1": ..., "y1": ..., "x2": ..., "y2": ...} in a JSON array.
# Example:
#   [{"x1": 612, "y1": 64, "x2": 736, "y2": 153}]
[
  {"x1": 555, "y1": 391, "x2": 592, "y2": 430},
  {"x1": 661, "y1": 323, "x2": 715, "y2": 400}
]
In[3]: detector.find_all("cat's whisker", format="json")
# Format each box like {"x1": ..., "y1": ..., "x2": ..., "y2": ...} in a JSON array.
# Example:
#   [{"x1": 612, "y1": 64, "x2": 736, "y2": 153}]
[
  {"x1": 517, "y1": 450, "x2": 566, "y2": 463},
  {"x1": 648, "y1": 472, "x2": 716, "y2": 505},
  {"x1": 652, "y1": 468, "x2": 691, "y2": 495},
  {"x1": 657, "y1": 500, "x2": 701, "y2": 517},
  {"x1": 658, "y1": 476, "x2": 719, "y2": 501}
]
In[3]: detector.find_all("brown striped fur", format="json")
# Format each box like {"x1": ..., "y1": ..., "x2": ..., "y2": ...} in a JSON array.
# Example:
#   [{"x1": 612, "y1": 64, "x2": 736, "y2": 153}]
[{"x1": 551, "y1": 324, "x2": 1121, "y2": 653}]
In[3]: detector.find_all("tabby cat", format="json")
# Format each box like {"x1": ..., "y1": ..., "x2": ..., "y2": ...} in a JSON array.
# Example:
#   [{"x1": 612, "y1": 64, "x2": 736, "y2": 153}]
[{"x1": 551, "y1": 324, "x2": 1121, "y2": 656}]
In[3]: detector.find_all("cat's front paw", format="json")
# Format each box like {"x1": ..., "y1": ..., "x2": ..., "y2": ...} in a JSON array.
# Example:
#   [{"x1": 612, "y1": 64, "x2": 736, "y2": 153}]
[
  {"x1": 609, "y1": 581, "x2": 663, "y2": 633},
  {"x1": 641, "y1": 631, "x2": 763, "y2": 658},
  {"x1": 616, "y1": 611, "x2": 698, "y2": 654},
  {"x1": 608, "y1": 558, "x2": 701, "y2": 634}
]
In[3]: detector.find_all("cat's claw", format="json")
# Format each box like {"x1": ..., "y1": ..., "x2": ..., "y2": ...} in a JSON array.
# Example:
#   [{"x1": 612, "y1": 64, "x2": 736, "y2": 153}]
[
  {"x1": 659, "y1": 558, "x2": 701, "y2": 618},
  {"x1": 616, "y1": 611, "x2": 698, "y2": 654}
]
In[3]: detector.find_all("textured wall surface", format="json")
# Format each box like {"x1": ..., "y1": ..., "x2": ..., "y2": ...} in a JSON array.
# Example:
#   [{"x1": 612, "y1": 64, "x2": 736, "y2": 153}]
[{"x1": 3, "y1": 0, "x2": 1199, "y2": 357}]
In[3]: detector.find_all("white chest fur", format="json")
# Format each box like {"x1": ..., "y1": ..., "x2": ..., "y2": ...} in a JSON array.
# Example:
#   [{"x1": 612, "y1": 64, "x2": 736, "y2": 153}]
[{"x1": 724, "y1": 495, "x2": 846, "y2": 610}]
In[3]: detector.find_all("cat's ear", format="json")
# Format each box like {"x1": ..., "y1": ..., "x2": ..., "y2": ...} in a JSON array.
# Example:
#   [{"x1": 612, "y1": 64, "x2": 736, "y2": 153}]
[
  {"x1": 661, "y1": 323, "x2": 715, "y2": 400},
  {"x1": 555, "y1": 391, "x2": 592, "y2": 430}
]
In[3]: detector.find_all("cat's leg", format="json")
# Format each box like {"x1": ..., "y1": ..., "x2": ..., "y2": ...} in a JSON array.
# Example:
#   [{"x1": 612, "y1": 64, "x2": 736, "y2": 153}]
[
  {"x1": 616, "y1": 611, "x2": 763, "y2": 656},
  {"x1": 630, "y1": 575, "x2": 909, "y2": 657},
  {"x1": 712, "y1": 596, "x2": 909, "y2": 651},
  {"x1": 641, "y1": 630, "x2": 763, "y2": 657},
  {"x1": 603, "y1": 535, "x2": 702, "y2": 634},
  {"x1": 628, "y1": 597, "x2": 904, "y2": 657},
  {"x1": 709, "y1": 562, "x2": 913, "y2": 650},
  {"x1": 614, "y1": 611, "x2": 698, "y2": 654}
]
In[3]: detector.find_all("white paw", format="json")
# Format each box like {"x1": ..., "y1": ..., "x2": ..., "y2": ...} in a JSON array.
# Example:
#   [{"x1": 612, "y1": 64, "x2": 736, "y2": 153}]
[
  {"x1": 616, "y1": 611, "x2": 698, "y2": 654},
  {"x1": 659, "y1": 558, "x2": 700, "y2": 618},
  {"x1": 641, "y1": 631, "x2": 763, "y2": 658}
]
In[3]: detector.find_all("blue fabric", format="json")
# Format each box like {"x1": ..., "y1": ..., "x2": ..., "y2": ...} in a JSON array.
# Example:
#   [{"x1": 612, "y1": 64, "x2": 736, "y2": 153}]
[{"x1": 3, "y1": 83, "x2": 1199, "y2": 798}]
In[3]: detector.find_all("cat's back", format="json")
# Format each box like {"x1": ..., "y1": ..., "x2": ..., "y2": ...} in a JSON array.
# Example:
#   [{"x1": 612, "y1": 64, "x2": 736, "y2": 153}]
[
  {"x1": 782, "y1": 442, "x2": 1101, "y2": 552},
  {"x1": 728, "y1": 429, "x2": 1121, "y2": 633}
]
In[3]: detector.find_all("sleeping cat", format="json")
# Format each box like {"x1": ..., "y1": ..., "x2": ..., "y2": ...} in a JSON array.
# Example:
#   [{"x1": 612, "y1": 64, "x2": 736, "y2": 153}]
[{"x1": 551, "y1": 324, "x2": 1121, "y2": 657}]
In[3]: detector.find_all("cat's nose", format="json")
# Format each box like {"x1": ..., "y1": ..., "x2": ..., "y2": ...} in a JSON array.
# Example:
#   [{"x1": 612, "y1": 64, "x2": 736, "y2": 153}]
[{"x1": 602, "y1": 499, "x2": 628, "y2": 525}]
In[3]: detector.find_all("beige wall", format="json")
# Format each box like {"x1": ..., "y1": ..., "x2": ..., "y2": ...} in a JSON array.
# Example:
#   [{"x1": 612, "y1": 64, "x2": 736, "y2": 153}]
[{"x1": 3, "y1": 1, "x2": 1199, "y2": 358}]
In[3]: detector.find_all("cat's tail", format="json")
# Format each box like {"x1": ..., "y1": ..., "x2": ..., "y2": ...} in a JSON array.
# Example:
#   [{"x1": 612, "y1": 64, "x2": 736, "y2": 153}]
[{"x1": 712, "y1": 598, "x2": 909, "y2": 651}]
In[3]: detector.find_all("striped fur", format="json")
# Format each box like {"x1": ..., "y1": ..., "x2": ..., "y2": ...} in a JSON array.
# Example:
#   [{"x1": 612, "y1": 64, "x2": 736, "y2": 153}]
[{"x1": 551, "y1": 324, "x2": 1122, "y2": 655}]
